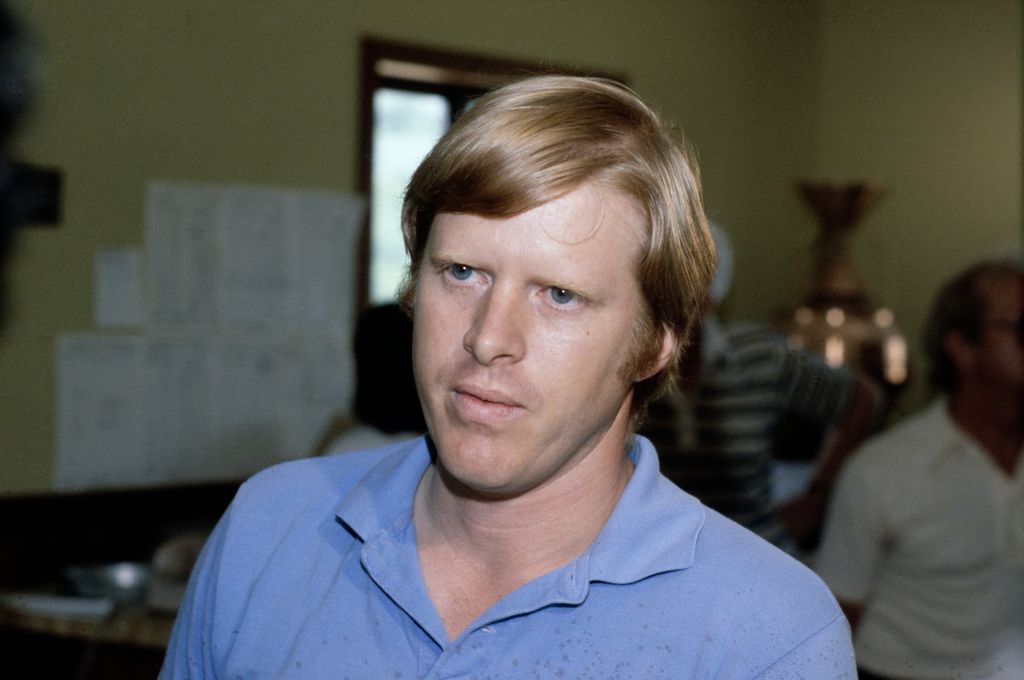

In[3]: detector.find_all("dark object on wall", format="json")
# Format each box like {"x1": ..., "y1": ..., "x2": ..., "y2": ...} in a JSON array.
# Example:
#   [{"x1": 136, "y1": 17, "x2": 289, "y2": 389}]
[
  {"x1": 0, "y1": 1, "x2": 35, "y2": 331},
  {"x1": 6, "y1": 161, "x2": 61, "y2": 225}
]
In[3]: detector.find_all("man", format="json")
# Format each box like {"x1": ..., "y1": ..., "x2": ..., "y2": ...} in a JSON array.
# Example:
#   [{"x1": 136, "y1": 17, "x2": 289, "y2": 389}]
[
  {"x1": 161, "y1": 76, "x2": 855, "y2": 678},
  {"x1": 645, "y1": 224, "x2": 881, "y2": 554},
  {"x1": 816, "y1": 259, "x2": 1024, "y2": 680}
]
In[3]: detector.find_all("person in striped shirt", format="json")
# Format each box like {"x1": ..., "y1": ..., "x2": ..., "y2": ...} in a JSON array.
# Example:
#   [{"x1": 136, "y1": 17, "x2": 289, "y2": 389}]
[{"x1": 643, "y1": 224, "x2": 881, "y2": 554}]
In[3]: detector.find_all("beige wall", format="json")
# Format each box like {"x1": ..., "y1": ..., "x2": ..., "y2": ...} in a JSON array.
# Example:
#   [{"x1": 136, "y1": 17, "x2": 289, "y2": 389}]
[
  {"x1": 0, "y1": 1, "x2": 1018, "y2": 494},
  {"x1": 813, "y1": 0, "x2": 1023, "y2": 414}
]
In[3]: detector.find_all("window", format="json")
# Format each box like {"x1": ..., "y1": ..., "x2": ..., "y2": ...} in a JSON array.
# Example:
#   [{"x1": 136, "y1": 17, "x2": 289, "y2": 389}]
[{"x1": 368, "y1": 88, "x2": 449, "y2": 304}]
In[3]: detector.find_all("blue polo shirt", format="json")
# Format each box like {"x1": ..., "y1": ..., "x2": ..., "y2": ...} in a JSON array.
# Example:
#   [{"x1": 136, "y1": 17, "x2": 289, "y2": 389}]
[{"x1": 161, "y1": 436, "x2": 855, "y2": 679}]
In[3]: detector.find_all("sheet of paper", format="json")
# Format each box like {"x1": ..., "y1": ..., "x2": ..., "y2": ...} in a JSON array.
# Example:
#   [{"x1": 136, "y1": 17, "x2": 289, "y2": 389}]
[
  {"x1": 94, "y1": 248, "x2": 144, "y2": 328},
  {"x1": 56, "y1": 335, "x2": 146, "y2": 491},
  {"x1": 216, "y1": 187, "x2": 293, "y2": 331},
  {"x1": 141, "y1": 335, "x2": 215, "y2": 484},
  {"x1": 55, "y1": 331, "x2": 355, "y2": 490},
  {"x1": 286, "y1": 189, "x2": 365, "y2": 333},
  {"x1": 144, "y1": 183, "x2": 221, "y2": 330},
  {"x1": 145, "y1": 181, "x2": 365, "y2": 334},
  {"x1": 208, "y1": 335, "x2": 290, "y2": 476},
  {"x1": 282, "y1": 333, "x2": 354, "y2": 458}
]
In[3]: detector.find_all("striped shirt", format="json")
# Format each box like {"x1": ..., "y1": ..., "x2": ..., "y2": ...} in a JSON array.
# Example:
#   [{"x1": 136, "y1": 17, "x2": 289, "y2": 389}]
[{"x1": 643, "y1": 320, "x2": 855, "y2": 549}]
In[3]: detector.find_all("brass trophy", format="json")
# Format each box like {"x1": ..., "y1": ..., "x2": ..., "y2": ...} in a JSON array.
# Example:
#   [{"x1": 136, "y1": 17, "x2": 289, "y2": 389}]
[{"x1": 781, "y1": 181, "x2": 908, "y2": 397}]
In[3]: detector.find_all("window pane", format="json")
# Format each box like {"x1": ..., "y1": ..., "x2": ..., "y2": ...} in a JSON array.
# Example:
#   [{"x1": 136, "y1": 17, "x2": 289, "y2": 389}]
[{"x1": 370, "y1": 88, "x2": 449, "y2": 304}]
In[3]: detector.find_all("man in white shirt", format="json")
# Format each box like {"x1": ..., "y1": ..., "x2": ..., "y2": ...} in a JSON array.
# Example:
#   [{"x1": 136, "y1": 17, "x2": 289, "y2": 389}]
[{"x1": 816, "y1": 258, "x2": 1024, "y2": 680}]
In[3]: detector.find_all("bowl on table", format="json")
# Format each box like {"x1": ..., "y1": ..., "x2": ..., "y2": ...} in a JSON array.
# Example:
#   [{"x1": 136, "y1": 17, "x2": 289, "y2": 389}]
[{"x1": 63, "y1": 561, "x2": 152, "y2": 603}]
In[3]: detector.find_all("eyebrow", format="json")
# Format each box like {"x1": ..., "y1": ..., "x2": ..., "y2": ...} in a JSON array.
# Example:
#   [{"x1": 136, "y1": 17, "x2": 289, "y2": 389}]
[{"x1": 427, "y1": 247, "x2": 611, "y2": 304}]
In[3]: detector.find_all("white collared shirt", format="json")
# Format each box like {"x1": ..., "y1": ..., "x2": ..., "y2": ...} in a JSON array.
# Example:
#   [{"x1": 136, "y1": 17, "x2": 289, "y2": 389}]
[{"x1": 817, "y1": 399, "x2": 1024, "y2": 679}]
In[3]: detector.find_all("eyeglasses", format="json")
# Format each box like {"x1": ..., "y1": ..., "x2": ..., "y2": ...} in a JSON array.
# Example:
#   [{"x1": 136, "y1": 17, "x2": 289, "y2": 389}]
[{"x1": 983, "y1": 317, "x2": 1024, "y2": 344}]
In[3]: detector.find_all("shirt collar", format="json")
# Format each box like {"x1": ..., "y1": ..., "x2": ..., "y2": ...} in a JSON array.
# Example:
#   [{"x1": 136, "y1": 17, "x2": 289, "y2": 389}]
[
  {"x1": 334, "y1": 437, "x2": 428, "y2": 542},
  {"x1": 336, "y1": 435, "x2": 705, "y2": 585},
  {"x1": 585, "y1": 435, "x2": 705, "y2": 583},
  {"x1": 928, "y1": 398, "x2": 1024, "y2": 479},
  {"x1": 915, "y1": 398, "x2": 969, "y2": 463}
]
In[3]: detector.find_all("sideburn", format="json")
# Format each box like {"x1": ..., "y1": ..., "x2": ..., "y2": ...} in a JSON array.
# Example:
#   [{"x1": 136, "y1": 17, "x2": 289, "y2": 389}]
[{"x1": 619, "y1": 307, "x2": 663, "y2": 384}]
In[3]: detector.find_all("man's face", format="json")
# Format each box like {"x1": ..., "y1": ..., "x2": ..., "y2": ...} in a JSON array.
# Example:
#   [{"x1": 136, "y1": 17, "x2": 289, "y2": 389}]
[
  {"x1": 411, "y1": 181, "x2": 666, "y2": 499},
  {"x1": 972, "y1": 273, "x2": 1024, "y2": 396}
]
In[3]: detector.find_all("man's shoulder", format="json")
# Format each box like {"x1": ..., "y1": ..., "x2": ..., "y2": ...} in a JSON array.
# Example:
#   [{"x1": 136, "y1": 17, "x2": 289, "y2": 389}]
[
  {"x1": 849, "y1": 401, "x2": 948, "y2": 469},
  {"x1": 625, "y1": 499, "x2": 843, "y2": 625},
  {"x1": 631, "y1": 508, "x2": 849, "y2": 671},
  {"x1": 232, "y1": 438, "x2": 421, "y2": 518},
  {"x1": 204, "y1": 438, "x2": 424, "y2": 574},
  {"x1": 693, "y1": 509, "x2": 840, "y2": 606}
]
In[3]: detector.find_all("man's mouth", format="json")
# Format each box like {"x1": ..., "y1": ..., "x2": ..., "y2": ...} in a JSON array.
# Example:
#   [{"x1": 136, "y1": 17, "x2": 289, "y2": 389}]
[{"x1": 451, "y1": 385, "x2": 526, "y2": 423}]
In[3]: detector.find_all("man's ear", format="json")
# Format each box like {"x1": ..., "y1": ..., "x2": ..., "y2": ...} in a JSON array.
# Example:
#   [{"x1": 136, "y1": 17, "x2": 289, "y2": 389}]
[
  {"x1": 944, "y1": 329, "x2": 976, "y2": 375},
  {"x1": 638, "y1": 325, "x2": 677, "y2": 381}
]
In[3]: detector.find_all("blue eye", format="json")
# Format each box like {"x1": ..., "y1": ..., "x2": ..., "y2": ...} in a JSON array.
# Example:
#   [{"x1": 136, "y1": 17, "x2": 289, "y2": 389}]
[
  {"x1": 549, "y1": 287, "x2": 576, "y2": 305},
  {"x1": 448, "y1": 264, "x2": 474, "y2": 281}
]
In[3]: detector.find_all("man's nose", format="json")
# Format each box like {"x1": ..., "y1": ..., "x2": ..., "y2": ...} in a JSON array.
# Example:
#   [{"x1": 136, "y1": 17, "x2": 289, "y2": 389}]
[{"x1": 463, "y1": 287, "x2": 526, "y2": 365}]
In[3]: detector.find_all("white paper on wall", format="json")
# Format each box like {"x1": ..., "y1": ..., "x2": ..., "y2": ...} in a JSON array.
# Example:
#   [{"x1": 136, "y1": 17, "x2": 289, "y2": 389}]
[
  {"x1": 56, "y1": 181, "x2": 365, "y2": 491},
  {"x1": 55, "y1": 332, "x2": 355, "y2": 491},
  {"x1": 144, "y1": 182, "x2": 365, "y2": 333},
  {"x1": 142, "y1": 335, "x2": 215, "y2": 484},
  {"x1": 94, "y1": 248, "x2": 144, "y2": 328},
  {"x1": 281, "y1": 332, "x2": 354, "y2": 459},
  {"x1": 286, "y1": 189, "x2": 364, "y2": 332},
  {"x1": 208, "y1": 334, "x2": 290, "y2": 477},
  {"x1": 144, "y1": 183, "x2": 221, "y2": 330},
  {"x1": 56, "y1": 334, "x2": 146, "y2": 491},
  {"x1": 217, "y1": 187, "x2": 293, "y2": 331}
]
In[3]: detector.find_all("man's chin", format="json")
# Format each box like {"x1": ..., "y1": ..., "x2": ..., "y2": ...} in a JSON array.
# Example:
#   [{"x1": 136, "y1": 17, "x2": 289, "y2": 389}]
[
  {"x1": 434, "y1": 464, "x2": 527, "y2": 501},
  {"x1": 429, "y1": 438, "x2": 533, "y2": 499}
]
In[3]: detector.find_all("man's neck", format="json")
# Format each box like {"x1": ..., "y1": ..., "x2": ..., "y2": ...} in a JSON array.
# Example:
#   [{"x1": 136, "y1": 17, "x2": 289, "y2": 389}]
[
  {"x1": 948, "y1": 388, "x2": 1024, "y2": 475},
  {"x1": 413, "y1": 439, "x2": 634, "y2": 640}
]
